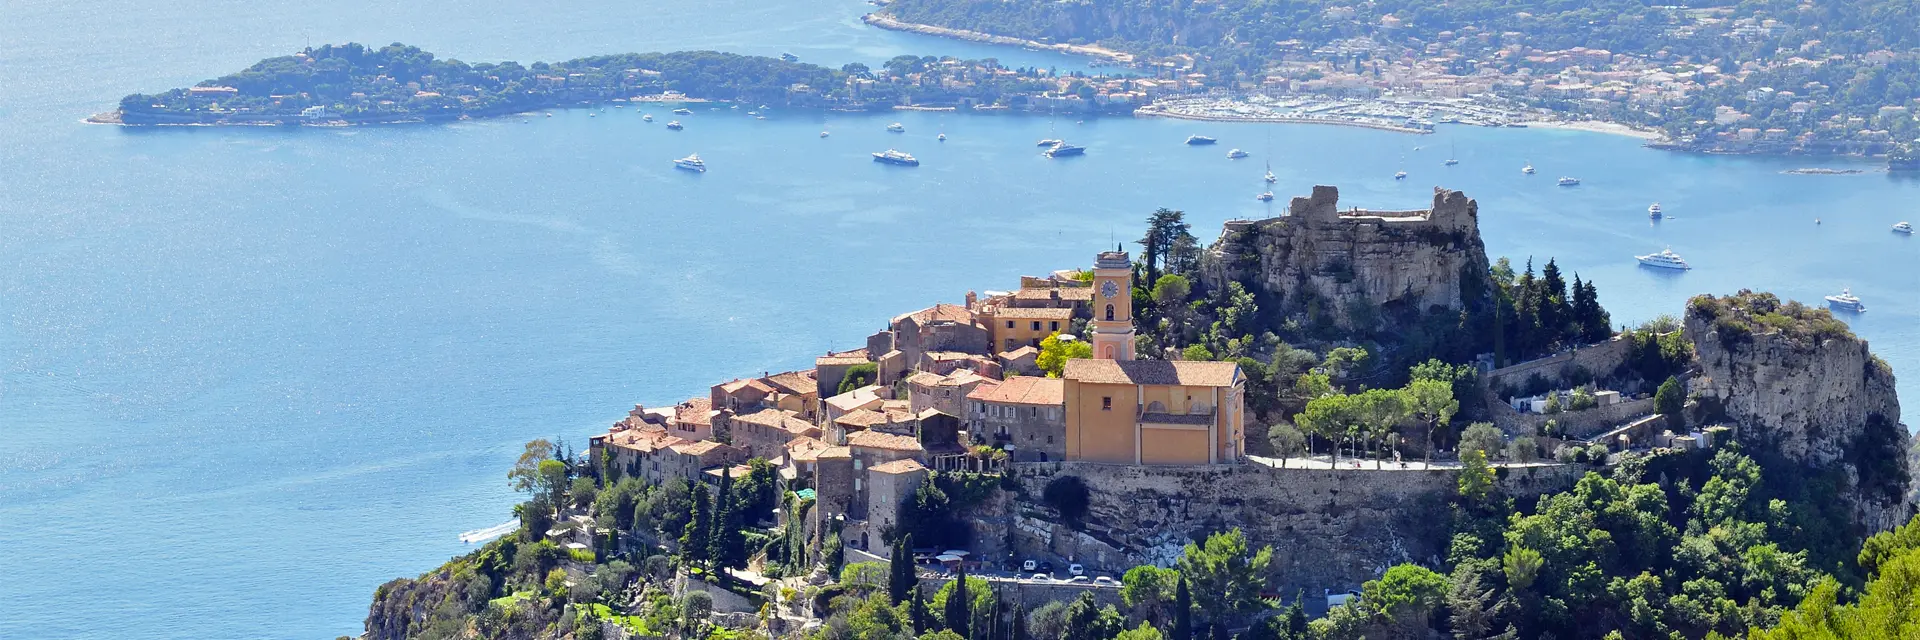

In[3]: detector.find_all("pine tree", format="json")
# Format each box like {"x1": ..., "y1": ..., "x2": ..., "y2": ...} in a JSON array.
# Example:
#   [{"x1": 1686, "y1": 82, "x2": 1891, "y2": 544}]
[
  {"x1": 946, "y1": 563, "x2": 972, "y2": 639},
  {"x1": 682, "y1": 485, "x2": 710, "y2": 566},
  {"x1": 1513, "y1": 259, "x2": 1540, "y2": 357},
  {"x1": 891, "y1": 534, "x2": 916, "y2": 604},
  {"x1": 1172, "y1": 576, "x2": 1192, "y2": 640},
  {"x1": 1282, "y1": 594, "x2": 1307, "y2": 640}
]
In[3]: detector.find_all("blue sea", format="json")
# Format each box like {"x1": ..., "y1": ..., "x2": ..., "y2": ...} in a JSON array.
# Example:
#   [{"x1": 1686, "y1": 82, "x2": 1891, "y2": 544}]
[{"x1": 3, "y1": 0, "x2": 1918, "y2": 637}]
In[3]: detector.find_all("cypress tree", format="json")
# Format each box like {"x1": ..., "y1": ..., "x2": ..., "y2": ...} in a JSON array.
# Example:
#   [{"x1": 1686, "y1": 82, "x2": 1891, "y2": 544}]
[
  {"x1": 1172, "y1": 576, "x2": 1192, "y2": 640},
  {"x1": 946, "y1": 563, "x2": 972, "y2": 639},
  {"x1": 1282, "y1": 593, "x2": 1307, "y2": 640},
  {"x1": 709, "y1": 467, "x2": 748, "y2": 571},
  {"x1": 912, "y1": 587, "x2": 931, "y2": 634},
  {"x1": 891, "y1": 534, "x2": 916, "y2": 604},
  {"x1": 682, "y1": 485, "x2": 710, "y2": 566},
  {"x1": 1012, "y1": 602, "x2": 1027, "y2": 640},
  {"x1": 1540, "y1": 258, "x2": 1568, "y2": 340}
]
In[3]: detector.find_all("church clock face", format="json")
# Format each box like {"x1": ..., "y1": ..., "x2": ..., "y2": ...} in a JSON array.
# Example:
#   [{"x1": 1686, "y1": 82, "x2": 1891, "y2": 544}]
[{"x1": 1100, "y1": 280, "x2": 1120, "y2": 298}]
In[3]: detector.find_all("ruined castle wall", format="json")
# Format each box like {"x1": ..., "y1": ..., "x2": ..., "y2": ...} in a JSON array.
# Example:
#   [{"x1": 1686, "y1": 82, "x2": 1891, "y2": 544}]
[
  {"x1": 1202, "y1": 186, "x2": 1492, "y2": 332},
  {"x1": 1484, "y1": 335, "x2": 1636, "y2": 393}
]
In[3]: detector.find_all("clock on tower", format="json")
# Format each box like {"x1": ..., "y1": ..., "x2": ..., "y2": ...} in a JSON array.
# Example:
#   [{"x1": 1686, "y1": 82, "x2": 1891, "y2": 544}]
[{"x1": 1089, "y1": 248, "x2": 1135, "y2": 360}]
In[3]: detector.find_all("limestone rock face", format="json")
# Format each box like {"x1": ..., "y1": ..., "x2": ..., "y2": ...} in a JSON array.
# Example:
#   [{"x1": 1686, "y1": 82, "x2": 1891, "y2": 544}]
[
  {"x1": 1002, "y1": 462, "x2": 1585, "y2": 595},
  {"x1": 1684, "y1": 294, "x2": 1914, "y2": 531},
  {"x1": 1201, "y1": 185, "x2": 1492, "y2": 332}
]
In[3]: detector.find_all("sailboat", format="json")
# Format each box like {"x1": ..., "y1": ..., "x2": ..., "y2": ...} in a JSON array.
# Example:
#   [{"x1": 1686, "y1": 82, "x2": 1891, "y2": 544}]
[
  {"x1": 1444, "y1": 143, "x2": 1459, "y2": 166},
  {"x1": 1264, "y1": 162, "x2": 1277, "y2": 183},
  {"x1": 1262, "y1": 129, "x2": 1276, "y2": 183}
]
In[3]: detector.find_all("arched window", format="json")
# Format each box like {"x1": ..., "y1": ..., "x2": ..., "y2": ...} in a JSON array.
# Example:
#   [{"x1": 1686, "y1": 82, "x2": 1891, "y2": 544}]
[
  {"x1": 1147, "y1": 401, "x2": 1166, "y2": 413},
  {"x1": 1105, "y1": 304, "x2": 1115, "y2": 321},
  {"x1": 1102, "y1": 344, "x2": 1116, "y2": 359}
]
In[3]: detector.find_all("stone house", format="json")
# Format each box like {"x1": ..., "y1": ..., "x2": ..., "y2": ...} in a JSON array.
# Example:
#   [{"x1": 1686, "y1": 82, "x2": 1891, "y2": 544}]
[
  {"x1": 594, "y1": 425, "x2": 744, "y2": 486},
  {"x1": 864, "y1": 459, "x2": 929, "y2": 546},
  {"x1": 761, "y1": 370, "x2": 820, "y2": 421},
  {"x1": 823, "y1": 384, "x2": 886, "y2": 426},
  {"x1": 814, "y1": 349, "x2": 871, "y2": 400},
  {"x1": 665, "y1": 440, "x2": 746, "y2": 483},
  {"x1": 982, "y1": 306, "x2": 1075, "y2": 353},
  {"x1": 907, "y1": 369, "x2": 998, "y2": 417},
  {"x1": 874, "y1": 304, "x2": 991, "y2": 368},
  {"x1": 669, "y1": 397, "x2": 716, "y2": 442},
  {"x1": 725, "y1": 408, "x2": 823, "y2": 460},
  {"x1": 918, "y1": 351, "x2": 1002, "y2": 378},
  {"x1": 967, "y1": 376, "x2": 1067, "y2": 462},
  {"x1": 997, "y1": 346, "x2": 1042, "y2": 377}
]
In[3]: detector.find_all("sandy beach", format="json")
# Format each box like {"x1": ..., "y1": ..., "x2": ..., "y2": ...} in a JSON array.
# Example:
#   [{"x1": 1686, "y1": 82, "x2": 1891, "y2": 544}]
[
  {"x1": 1520, "y1": 119, "x2": 1665, "y2": 141},
  {"x1": 861, "y1": 14, "x2": 1134, "y2": 64}
]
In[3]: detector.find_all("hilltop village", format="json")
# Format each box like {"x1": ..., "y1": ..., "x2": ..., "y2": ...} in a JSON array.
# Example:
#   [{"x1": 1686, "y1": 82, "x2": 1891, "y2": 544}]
[
  {"x1": 590, "y1": 246, "x2": 1249, "y2": 555},
  {"x1": 365, "y1": 186, "x2": 1919, "y2": 640}
]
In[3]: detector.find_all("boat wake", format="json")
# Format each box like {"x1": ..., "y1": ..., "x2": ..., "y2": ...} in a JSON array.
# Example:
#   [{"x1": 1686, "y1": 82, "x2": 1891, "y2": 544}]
[{"x1": 459, "y1": 518, "x2": 519, "y2": 544}]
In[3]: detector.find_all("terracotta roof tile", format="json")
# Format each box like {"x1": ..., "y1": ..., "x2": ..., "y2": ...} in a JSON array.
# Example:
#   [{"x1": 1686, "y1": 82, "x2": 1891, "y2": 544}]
[
  {"x1": 894, "y1": 303, "x2": 975, "y2": 326},
  {"x1": 969, "y1": 376, "x2": 1064, "y2": 404},
  {"x1": 819, "y1": 446, "x2": 853, "y2": 460},
  {"x1": 763, "y1": 370, "x2": 817, "y2": 395},
  {"x1": 834, "y1": 408, "x2": 890, "y2": 428},
  {"x1": 869, "y1": 459, "x2": 928, "y2": 474},
  {"x1": 991, "y1": 307, "x2": 1076, "y2": 320},
  {"x1": 1013, "y1": 287, "x2": 1095, "y2": 301},
  {"x1": 1062, "y1": 359, "x2": 1242, "y2": 387},
  {"x1": 785, "y1": 436, "x2": 832, "y2": 462},
  {"x1": 847, "y1": 429, "x2": 925, "y2": 452},
  {"x1": 998, "y1": 346, "x2": 1040, "y2": 360},
  {"x1": 671, "y1": 440, "x2": 728, "y2": 456},
  {"x1": 816, "y1": 348, "x2": 870, "y2": 366}
]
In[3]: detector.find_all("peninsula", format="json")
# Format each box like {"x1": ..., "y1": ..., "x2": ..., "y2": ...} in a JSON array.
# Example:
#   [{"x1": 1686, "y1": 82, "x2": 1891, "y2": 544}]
[
  {"x1": 95, "y1": 43, "x2": 1152, "y2": 127},
  {"x1": 358, "y1": 187, "x2": 1919, "y2": 640}
]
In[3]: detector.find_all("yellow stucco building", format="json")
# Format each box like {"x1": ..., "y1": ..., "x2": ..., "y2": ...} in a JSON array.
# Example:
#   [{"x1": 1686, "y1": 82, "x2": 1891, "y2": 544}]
[{"x1": 1061, "y1": 250, "x2": 1246, "y2": 465}]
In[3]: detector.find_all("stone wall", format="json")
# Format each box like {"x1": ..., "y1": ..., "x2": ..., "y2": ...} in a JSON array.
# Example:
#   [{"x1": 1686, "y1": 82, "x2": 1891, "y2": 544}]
[
  {"x1": 984, "y1": 461, "x2": 1587, "y2": 596},
  {"x1": 1486, "y1": 394, "x2": 1658, "y2": 440},
  {"x1": 918, "y1": 576, "x2": 1123, "y2": 610},
  {"x1": 1201, "y1": 186, "x2": 1493, "y2": 333},
  {"x1": 1484, "y1": 335, "x2": 1635, "y2": 393}
]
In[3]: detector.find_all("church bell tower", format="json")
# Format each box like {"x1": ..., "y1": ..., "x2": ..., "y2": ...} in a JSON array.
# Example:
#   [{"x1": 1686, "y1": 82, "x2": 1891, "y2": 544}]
[{"x1": 1089, "y1": 247, "x2": 1135, "y2": 361}]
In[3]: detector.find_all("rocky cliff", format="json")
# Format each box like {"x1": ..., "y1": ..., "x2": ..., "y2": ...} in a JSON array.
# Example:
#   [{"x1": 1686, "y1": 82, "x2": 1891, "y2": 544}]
[
  {"x1": 1684, "y1": 291, "x2": 1915, "y2": 532},
  {"x1": 1201, "y1": 186, "x2": 1493, "y2": 334},
  {"x1": 996, "y1": 462, "x2": 1586, "y2": 596}
]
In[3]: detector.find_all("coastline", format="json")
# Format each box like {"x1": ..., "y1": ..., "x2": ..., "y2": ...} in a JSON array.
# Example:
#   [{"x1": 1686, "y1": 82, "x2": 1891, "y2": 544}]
[
  {"x1": 1518, "y1": 119, "x2": 1665, "y2": 141},
  {"x1": 861, "y1": 13, "x2": 1133, "y2": 64},
  {"x1": 1133, "y1": 106, "x2": 1433, "y2": 135}
]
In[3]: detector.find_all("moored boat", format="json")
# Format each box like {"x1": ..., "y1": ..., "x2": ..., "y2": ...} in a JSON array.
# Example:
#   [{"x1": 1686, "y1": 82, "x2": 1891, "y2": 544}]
[
  {"x1": 886, "y1": 122, "x2": 905, "y2": 132},
  {"x1": 1045, "y1": 142, "x2": 1086, "y2": 158},
  {"x1": 872, "y1": 149, "x2": 919, "y2": 166},
  {"x1": 1186, "y1": 135, "x2": 1217, "y2": 145},
  {"x1": 1226, "y1": 148, "x2": 1249, "y2": 159},
  {"x1": 1894, "y1": 221, "x2": 1913, "y2": 234},
  {"x1": 665, "y1": 120, "x2": 684, "y2": 130},
  {"x1": 1558, "y1": 176, "x2": 1581, "y2": 186},
  {"x1": 674, "y1": 153, "x2": 706, "y2": 172},
  {"x1": 1825, "y1": 288, "x2": 1866, "y2": 312},
  {"x1": 1635, "y1": 248, "x2": 1690, "y2": 270}
]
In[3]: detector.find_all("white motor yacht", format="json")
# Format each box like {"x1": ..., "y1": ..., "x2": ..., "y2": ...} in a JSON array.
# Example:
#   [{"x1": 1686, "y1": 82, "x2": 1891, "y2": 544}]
[
  {"x1": 1649, "y1": 202, "x2": 1663, "y2": 219},
  {"x1": 1636, "y1": 248, "x2": 1690, "y2": 270},
  {"x1": 1894, "y1": 221, "x2": 1913, "y2": 234},
  {"x1": 886, "y1": 122, "x2": 905, "y2": 132},
  {"x1": 1226, "y1": 148, "x2": 1249, "y2": 159},
  {"x1": 1825, "y1": 288, "x2": 1866, "y2": 312},
  {"x1": 674, "y1": 153, "x2": 706, "y2": 172}
]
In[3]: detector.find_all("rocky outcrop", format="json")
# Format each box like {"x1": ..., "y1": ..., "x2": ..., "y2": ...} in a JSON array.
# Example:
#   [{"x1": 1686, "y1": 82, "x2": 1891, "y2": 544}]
[
  {"x1": 1684, "y1": 291, "x2": 1915, "y2": 532},
  {"x1": 997, "y1": 461, "x2": 1586, "y2": 595},
  {"x1": 1201, "y1": 186, "x2": 1493, "y2": 333}
]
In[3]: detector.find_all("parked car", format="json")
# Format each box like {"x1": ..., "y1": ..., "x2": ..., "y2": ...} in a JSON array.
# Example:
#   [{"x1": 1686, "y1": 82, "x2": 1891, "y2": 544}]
[
  {"x1": 1068, "y1": 563, "x2": 1086, "y2": 576},
  {"x1": 1093, "y1": 576, "x2": 1117, "y2": 585},
  {"x1": 1031, "y1": 573, "x2": 1051, "y2": 582},
  {"x1": 1038, "y1": 561, "x2": 1055, "y2": 574},
  {"x1": 1068, "y1": 575, "x2": 1091, "y2": 584},
  {"x1": 1326, "y1": 589, "x2": 1362, "y2": 609},
  {"x1": 1021, "y1": 559, "x2": 1037, "y2": 572}
]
